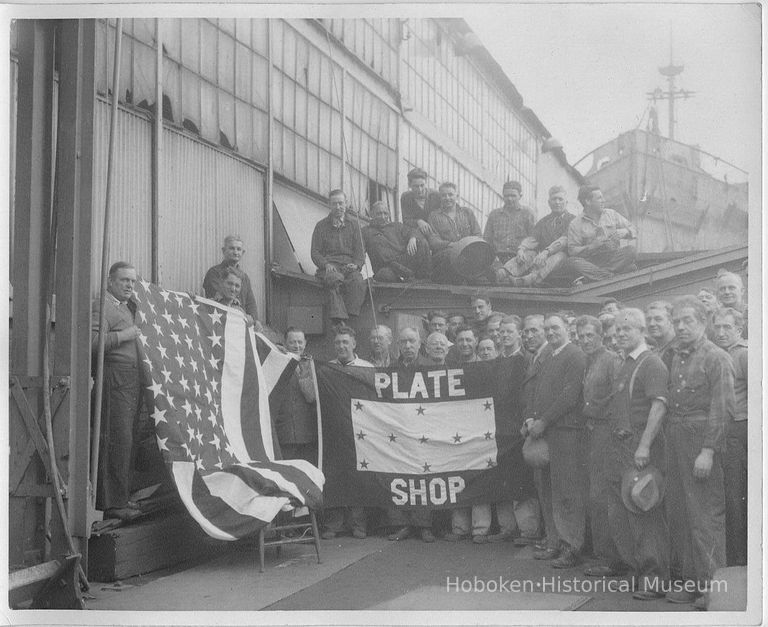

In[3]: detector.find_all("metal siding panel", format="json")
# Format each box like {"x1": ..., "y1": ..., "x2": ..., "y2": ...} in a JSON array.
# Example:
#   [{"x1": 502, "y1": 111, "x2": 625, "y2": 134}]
[
  {"x1": 91, "y1": 101, "x2": 153, "y2": 296},
  {"x1": 160, "y1": 128, "x2": 266, "y2": 312}
]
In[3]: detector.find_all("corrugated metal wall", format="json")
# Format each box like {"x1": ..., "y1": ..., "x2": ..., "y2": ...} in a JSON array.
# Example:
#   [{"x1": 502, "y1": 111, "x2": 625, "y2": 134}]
[
  {"x1": 91, "y1": 99, "x2": 266, "y2": 314},
  {"x1": 91, "y1": 100, "x2": 154, "y2": 288},
  {"x1": 161, "y1": 127, "x2": 265, "y2": 307}
]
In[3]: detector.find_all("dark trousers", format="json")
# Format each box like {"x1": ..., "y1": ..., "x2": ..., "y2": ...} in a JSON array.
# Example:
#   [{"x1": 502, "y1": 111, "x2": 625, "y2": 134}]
[
  {"x1": 323, "y1": 506, "x2": 368, "y2": 534},
  {"x1": 535, "y1": 428, "x2": 588, "y2": 552},
  {"x1": 386, "y1": 508, "x2": 433, "y2": 530},
  {"x1": 569, "y1": 244, "x2": 637, "y2": 281},
  {"x1": 723, "y1": 420, "x2": 747, "y2": 565},
  {"x1": 316, "y1": 264, "x2": 366, "y2": 320},
  {"x1": 605, "y1": 428, "x2": 669, "y2": 582},
  {"x1": 373, "y1": 241, "x2": 432, "y2": 283},
  {"x1": 280, "y1": 443, "x2": 318, "y2": 467},
  {"x1": 587, "y1": 421, "x2": 623, "y2": 564},
  {"x1": 665, "y1": 415, "x2": 726, "y2": 584},
  {"x1": 96, "y1": 363, "x2": 142, "y2": 511}
]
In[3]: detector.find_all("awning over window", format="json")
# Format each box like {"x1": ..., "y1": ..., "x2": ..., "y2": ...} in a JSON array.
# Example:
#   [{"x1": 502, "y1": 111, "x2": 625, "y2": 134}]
[{"x1": 272, "y1": 183, "x2": 372, "y2": 278}]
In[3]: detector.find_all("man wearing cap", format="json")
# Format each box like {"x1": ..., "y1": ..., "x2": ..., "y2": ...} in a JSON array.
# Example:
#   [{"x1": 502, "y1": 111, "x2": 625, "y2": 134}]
[
  {"x1": 602, "y1": 308, "x2": 670, "y2": 599},
  {"x1": 400, "y1": 167, "x2": 441, "y2": 234},
  {"x1": 496, "y1": 186, "x2": 577, "y2": 287},
  {"x1": 664, "y1": 296, "x2": 734, "y2": 604},
  {"x1": 483, "y1": 181, "x2": 536, "y2": 265},
  {"x1": 362, "y1": 200, "x2": 431, "y2": 283},
  {"x1": 311, "y1": 189, "x2": 367, "y2": 326},
  {"x1": 567, "y1": 185, "x2": 637, "y2": 282},
  {"x1": 712, "y1": 307, "x2": 748, "y2": 566}
]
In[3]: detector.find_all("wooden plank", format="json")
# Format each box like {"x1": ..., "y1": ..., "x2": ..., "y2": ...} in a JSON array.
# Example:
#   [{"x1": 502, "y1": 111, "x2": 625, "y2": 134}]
[{"x1": 9, "y1": 378, "x2": 52, "y2": 479}]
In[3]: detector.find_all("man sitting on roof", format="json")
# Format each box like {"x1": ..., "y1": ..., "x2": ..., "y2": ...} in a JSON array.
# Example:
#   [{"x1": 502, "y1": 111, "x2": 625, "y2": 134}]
[
  {"x1": 483, "y1": 181, "x2": 536, "y2": 265},
  {"x1": 567, "y1": 185, "x2": 637, "y2": 283},
  {"x1": 426, "y1": 182, "x2": 484, "y2": 283},
  {"x1": 496, "y1": 186, "x2": 578, "y2": 286},
  {"x1": 400, "y1": 167, "x2": 441, "y2": 235},
  {"x1": 362, "y1": 201, "x2": 431, "y2": 283},
  {"x1": 310, "y1": 189, "x2": 367, "y2": 326}
]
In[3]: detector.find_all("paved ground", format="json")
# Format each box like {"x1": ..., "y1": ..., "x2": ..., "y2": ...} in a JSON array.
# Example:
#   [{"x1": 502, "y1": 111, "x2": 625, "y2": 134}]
[{"x1": 85, "y1": 532, "x2": 704, "y2": 616}]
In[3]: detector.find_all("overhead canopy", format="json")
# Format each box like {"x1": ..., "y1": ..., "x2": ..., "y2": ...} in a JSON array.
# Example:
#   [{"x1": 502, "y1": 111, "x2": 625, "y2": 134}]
[{"x1": 273, "y1": 183, "x2": 372, "y2": 278}]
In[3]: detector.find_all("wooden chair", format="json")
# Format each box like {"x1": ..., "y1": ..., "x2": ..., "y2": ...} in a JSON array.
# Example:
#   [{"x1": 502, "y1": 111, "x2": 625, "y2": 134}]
[{"x1": 257, "y1": 509, "x2": 322, "y2": 573}]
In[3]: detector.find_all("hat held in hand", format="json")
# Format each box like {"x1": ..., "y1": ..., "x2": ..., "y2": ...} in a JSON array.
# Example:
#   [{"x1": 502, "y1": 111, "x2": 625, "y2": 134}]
[
  {"x1": 621, "y1": 465, "x2": 666, "y2": 513},
  {"x1": 522, "y1": 435, "x2": 549, "y2": 468}
]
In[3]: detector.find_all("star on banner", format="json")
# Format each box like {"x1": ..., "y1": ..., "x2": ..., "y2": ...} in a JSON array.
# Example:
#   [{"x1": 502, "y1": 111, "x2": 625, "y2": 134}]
[
  {"x1": 486, "y1": 458, "x2": 496, "y2": 468},
  {"x1": 147, "y1": 380, "x2": 163, "y2": 398},
  {"x1": 422, "y1": 462, "x2": 431, "y2": 472},
  {"x1": 359, "y1": 460, "x2": 369, "y2": 469},
  {"x1": 453, "y1": 433, "x2": 462, "y2": 443},
  {"x1": 484, "y1": 431, "x2": 493, "y2": 440},
  {"x1": 356, "y1": 430, "x2": 366, "y2": 441},
  {"x1": 484, "y1": 401, "x2": 492, "y2": 411},
  {"x1": 354, "y1": 401, "x2": 364, "y2": 411},
  {"x1": 388, "y1": 433, "x2": 397, "y2": 443},
  {"x1": 419, "y1": 435, "x2": 429, "y2": 444},
  {"x1": 151, "y1": 407, "x2": 167, "y2": 425},
  {"x1": 416, "y1": 406, "x2": 426, "y2": 415}
]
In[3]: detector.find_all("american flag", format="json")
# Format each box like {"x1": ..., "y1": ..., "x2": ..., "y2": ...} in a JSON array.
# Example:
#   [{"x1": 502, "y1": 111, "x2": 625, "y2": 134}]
[{"x1": 132, "y1": 279, "x2": 325, "y2": 540}]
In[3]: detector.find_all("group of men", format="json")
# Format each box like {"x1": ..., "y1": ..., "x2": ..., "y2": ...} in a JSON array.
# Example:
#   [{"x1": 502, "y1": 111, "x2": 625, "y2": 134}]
[
  {"x1": 91, "y1": 236, "x2": 265, "y2": 522},
  {"x1": 309, "y1": 170, "x2": 640, "y2": 326},
  {"x1": 275, "y1": 270, "x2": 748, "y2": 607}
]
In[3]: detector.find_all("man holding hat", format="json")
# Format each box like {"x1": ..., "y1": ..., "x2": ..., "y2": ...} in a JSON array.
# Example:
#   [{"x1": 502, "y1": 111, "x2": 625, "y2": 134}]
[{"x1": 603, "y1": 308, "x2": 670, "y2": 600}]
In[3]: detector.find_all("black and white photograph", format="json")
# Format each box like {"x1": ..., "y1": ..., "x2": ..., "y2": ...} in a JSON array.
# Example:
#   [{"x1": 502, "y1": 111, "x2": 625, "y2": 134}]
[{"x1": 3, "y1": 3, "x2": 762, "y2": 624}]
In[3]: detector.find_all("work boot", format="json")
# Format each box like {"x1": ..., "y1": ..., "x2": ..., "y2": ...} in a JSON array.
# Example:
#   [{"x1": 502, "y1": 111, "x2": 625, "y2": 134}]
[
  {"x1": 420, "y1": 529, "x2": 436, "y2": 543},
  {"x1": 552, "y1": 547, "x2": 579, "y2": 569},
  {"x1": 533, "y1": 547, "x2": 560, "y2": 560},
  {"x1": 388, "y1": 527, "x2": 411, "y2": 541}
]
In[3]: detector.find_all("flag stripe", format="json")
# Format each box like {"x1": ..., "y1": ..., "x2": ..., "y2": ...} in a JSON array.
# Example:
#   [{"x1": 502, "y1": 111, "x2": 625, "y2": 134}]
[
  {"x1": 250, "y1": 329, "x2": 276, "y2": 461},
  {"x1": 240, "y1": 329, "x2": 271, "y2": 462},
  {"x1": 220, "y1": 310, "x2": 251, "y2": 463},
  {"x1": 171, "y1": 462, "x2": 237, "y2": 541},
  {"x1": 202, "y1": 469, "x2": 290, "y2": 521}
]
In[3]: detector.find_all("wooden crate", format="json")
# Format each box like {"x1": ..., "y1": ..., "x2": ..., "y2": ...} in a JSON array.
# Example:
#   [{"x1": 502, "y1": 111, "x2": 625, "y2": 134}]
[{"x1": 87, "y1": 510, "x2": 225, "y2": 582}]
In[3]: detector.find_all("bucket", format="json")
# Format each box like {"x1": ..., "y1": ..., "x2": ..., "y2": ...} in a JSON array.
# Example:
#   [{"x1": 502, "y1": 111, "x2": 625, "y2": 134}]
[{"x1": 448, "y1": 236, "x2": 495, "y2": 279}]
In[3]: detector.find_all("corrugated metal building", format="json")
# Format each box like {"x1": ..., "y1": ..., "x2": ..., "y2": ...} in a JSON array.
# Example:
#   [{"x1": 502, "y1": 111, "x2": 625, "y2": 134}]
[{"x1": 7, "y1": 17, "x2": 582, "y2": 578}]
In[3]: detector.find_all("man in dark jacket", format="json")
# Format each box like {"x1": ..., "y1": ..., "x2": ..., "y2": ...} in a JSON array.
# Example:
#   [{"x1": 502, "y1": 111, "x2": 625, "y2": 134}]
[
  {"x1": 274, "y1": 328, "x2": 317, "y2": 464},
  {"x1": 522, "y1": 313, "x2": 587, "y2": 568},
  {"x1": 310, "y1": 189, "x2": 367, "y2": 325},
  {"x1": 362, "y1": 201, "x2": 431, "y2": 282},
  {"x1": 400, "y1": 167, "x2": 441, "y2": 234}
]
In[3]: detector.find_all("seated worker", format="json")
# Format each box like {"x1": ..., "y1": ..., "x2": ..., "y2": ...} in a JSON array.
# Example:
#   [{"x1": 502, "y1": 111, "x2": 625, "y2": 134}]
[
  {"x1": 203, "y1": 234, "x2": 259, "y2": 321},
  {"x1": 483, "y1": 181, "x2": 536, "y2": 265},
  {"x1": 567, "y1": 185, "x2": 637, "y2": 282},
  {"x1": 496, "y1": 186, "x2": 578, "y2": 287},
  {"x1": 426, "y1": 182, "x2": 483, "y2": 284},
  {"x1": 400, "y1": 167, "x2": 441, "y2": 234},
  {"x1": 310, "y1": 189, "x2": 367, "y2": 326},
  {"x1": 362, "y1": 201, "x2": 431, "y2": 282}
]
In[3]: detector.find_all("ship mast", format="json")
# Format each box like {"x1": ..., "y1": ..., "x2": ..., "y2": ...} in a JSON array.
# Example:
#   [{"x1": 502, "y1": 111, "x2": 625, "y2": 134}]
[{"x1": 646, "y1": 31, "x2": 695, "y2": 140}]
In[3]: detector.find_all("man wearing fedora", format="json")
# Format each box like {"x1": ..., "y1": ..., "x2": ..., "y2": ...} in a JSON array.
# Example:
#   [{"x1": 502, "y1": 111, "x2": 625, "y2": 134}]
[
  {"x1": 603, "y1": 308, "x2": 670, "y2": 600},
  {"x1": 664, "y1": 296, "x2": 734, "y2": 604}
]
